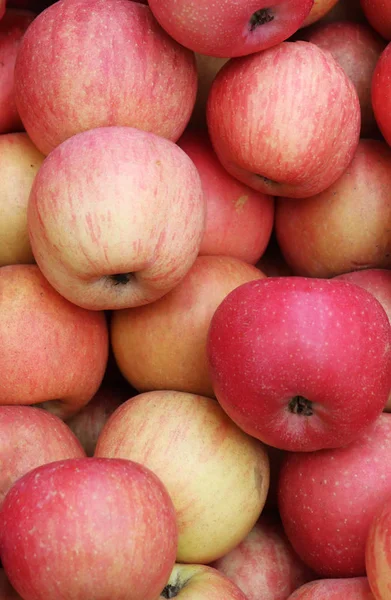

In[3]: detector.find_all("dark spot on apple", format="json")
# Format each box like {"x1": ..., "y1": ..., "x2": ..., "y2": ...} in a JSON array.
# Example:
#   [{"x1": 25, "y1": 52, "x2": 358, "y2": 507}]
[
  {"x1": 249, "y1": 8, "x2": 274, "y2": 31},
  {"x1": 256, "y1": 174, "x2": 277, "y2": 186},
  {"x1": 108, "y1": 272, "x2": 134, "y2": 286},
  {"x1": 288, "y1": 396, "x2": 313, "y2": 417},
  {"x1": 161, "y1": 584, "x2": 180, "y2": 599}
]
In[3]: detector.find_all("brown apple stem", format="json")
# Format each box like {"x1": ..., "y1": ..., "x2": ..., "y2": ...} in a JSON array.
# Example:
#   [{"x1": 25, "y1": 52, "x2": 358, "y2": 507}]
[
  {"x1": 161, "y1": 584, "x2": 180, "y2": 599},
  {"x1": 288, "y1": 396, "x2": 313, "y2": 417},
  {"x1": 249, "y1": 8, "x2": 274, "y2": 31},
  {"x1": 108, "y1": 272, "x2": 134, "y2": 286}
]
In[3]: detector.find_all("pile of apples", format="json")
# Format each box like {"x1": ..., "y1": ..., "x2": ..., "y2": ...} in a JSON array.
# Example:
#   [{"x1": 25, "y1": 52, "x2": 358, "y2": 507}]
[{"x1": 1, "y1": 0, "x2": 391, "y2": 598}]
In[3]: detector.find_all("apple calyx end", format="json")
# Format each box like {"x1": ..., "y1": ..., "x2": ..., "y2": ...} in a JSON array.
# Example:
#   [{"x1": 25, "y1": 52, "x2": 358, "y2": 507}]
[
  {"x1": 161, "y1": 583, "x2": 181, "y2": 598},
  {"x1": 108, "y1": 272, "x2": 134, "y2": 286},
  {"x1": 249, "y1": 8, "x2": 274, "y2": 32},
  {"x1": 288, "y1": 395, "x2": 313, "y2": 417}
]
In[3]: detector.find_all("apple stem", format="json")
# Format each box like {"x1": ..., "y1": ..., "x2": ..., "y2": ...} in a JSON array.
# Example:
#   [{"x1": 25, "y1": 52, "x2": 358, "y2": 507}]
[
  {"x1": 161, "y1": 584, "x2": 180, "y2": 599},
  {"x1": 108, "y1": 272, "x2": 134, "y2": 286},
  {"x1": 288, "y1": 396, "x2": 313, "y2": 417},
  {"x1": 249, "y1": 8, "x2": 274, "y2": 31}
]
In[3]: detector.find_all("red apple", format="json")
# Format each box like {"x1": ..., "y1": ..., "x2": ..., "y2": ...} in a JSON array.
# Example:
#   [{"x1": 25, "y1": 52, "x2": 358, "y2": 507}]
[
  {"x1": 300, "y1": 21, "x2": 386, "y2": 136},
  {"x1": 361, "y1": 0, "x2": 391, "y2": 40},
  {"x1": 177, "y1": 130, "x2": 274, "y2": 264},
  {"x1": 278, "y1": 414, "x2": 391, "y2": 577},
  {"x1": 207, "y1": 41, "x2": 360, "y2": 198},
  {"x1": 0, "y1": 264, "x2": 109, "y2": 419},
  {"x1": 207, "y1": 277, "x2": 391, "y2": 452},
  {"x1": 372, "y1": 43, "x2": 391, "y2": 146},
  {"x1": 28, "y1": 126, "x2": 206, "y2": 311},
  {"x1": 0, "y1": 458, "x2": 178, "y2": 600},
  {"x1": 160, "y1": 564, "x2": 247, "y2": 599},
  {"x1": 275, "y1": 139, "x2": 391, "y2": 277},
  {"x1": 111, "y1": 256, "x2": 265, "y2": 398},
  {"x1": 95, "y1": 390, "x2": 270, "y2": 564},
  {"x1": 287, "y1": 577, "x2": 375, "y2": 599},
  {"x1": 14, "y1": 0, "x2": 197, "y2": 155},
  {"x1": 212, "y1": 514, "x2": 314, "y2": 600},
  {"x1": 366, "y1": 498, "x2": 391, "y2": 600}
]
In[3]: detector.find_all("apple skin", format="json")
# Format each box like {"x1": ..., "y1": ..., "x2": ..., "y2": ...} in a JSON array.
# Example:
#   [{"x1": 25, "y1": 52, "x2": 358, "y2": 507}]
[
  {"x1": 211, "y1": 513, "x2": 314, "y2": 600},
  {"x1": 278, "y1": 414, "x2": 391, "y2": 577},
  {"x1": 14, "y1": 0, "x2": 197, "y2": 156},
  {"x1": 111, "y1": 256, "x2": 264, "y2": 398},
  {"x1": 148, "y1": 0, "x2": 314, "y2": 58},
  {"x1": 0, "y1": 458, "x2": 178, "y2": 600},
  {"x1": 300, "y1": 22, "x2": 386, "y2": 136},
  {"x1": 95, "y1": 390, "x2": 270, "y2": 564},
  {"x1": 177, "y1": 130, "x2": 274, "y2": 264},
  {"x1": 28, "y1": 126, "x2": 206, "y2": 311},
  {"x1": 361, "y1": 0, "x2": 391, "y2": 40},
  {"x1": 287, "y1": 578, "x2": 375, "y2": 599},
  {"x1": 207, "y1": 277, "x2": 391, "y2": 452},
  {"x1": 207, "y1": 41, "x2": 360, "y2": 199},
  {"x1": 372, "y1": 43, "x2": 391, "y2": 147},
  {"x1": 0, "y1": 264, "x2": 109, "y2": 419},
  {"x1": 275, "y1": 139, "x2": 391, "y2": 278},
  {"x1": 0, "y1": 133, "x2": 44, "y2": 267},
  {"x1": 159, "y1": 564, "x2": 247, "y2": 599},
  {"x1": 366, "y1": 499, "x2": 391, "y2": 600},
  {"x1": 334, "y1": 269, "x2": 391, "y2": 411},
  {"x1": 0, "y1": 10, "x2": 36, "y2": 134}
]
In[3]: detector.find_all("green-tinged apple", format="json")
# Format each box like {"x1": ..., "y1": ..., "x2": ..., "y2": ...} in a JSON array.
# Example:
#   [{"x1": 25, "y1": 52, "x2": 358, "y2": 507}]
[
  {"x1": 177, "y1": 130, "x2": 274, "y2": 264},
  {"x1": 276, "y1": 140, "x2": 391, "y2": 277},
  {"x1": 0, "y1": 458, "x2": 178, "y2": 600},
  {"x1": 287, "y1": 578, "x2": 375, "y2": 599},
  {"x1": 0, "y1": 264, "x2": 108, "y2": 419},
  {"x1": 95, "y1": 390, "x2": 270, "y2": 564},
  {"x1": 212, "y1": 513, "x2": 314, "y2": 600},
  {"x1": 207, "y1": 277, "x2": 391, "y2": 452},
  {"x1": 28, "y1": 126, "x2": 206, "y2": 310},
  {"x1": 0, "y1": 133, "x2": 44, "y2": 266},
  {"x1": 372, "y1": 43, "x2": 391, "y2": 146},
  {"x1": 207, "y1": 41, "x2": 360, "y2": 198},
  {"x1": 14, "y1": 0, "x2": 197, "y2": 155},
  {"x1": 159, "y1": 564, "x2": 247, "y2": 599},
  {"x1": 366, "y1": 499, "x2": 391, "y2": 600},
  {"x1": 111, "y1": 255, "x2": 265, "y2": 398},
  {"x1": 0, "y1": 405, "x2": 85, "y2": 505},
  {"x1": 278, "y1": 414, "x2": 391, "y2": 577}
]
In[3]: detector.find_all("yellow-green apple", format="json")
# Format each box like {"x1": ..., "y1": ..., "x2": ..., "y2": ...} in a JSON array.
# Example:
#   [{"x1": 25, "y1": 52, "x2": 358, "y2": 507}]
[
  {"x1": 159, "y1": 564, "x2": 247, "y2": 599},
  {"x1": 361, "y1": 0, "x2": 391, "y2": 39},
  {"x1": 335, "y1": 269, "x2": 391, "y2": 411},
  {"x1": 0, "y1": 570, "x2": 22, "y2": 600},
  {"x1": 0, "y1": 133, "x2": 44, "y2": 267},
  {"x1": 0, "y1": 458, "x2": 178, "y2": 600},
  {"x1": 28, "y1": 126, "x2": 206, "y2": 311},
  {"x1": 0, "y1": 10, "x2": 35, "y2": 134},
  {"x1": 211, "y1": 514, "x2": 314, "y2": 600},
  {"x1": 148, "y1": 0, "x2": 314, "y2": 57},
  {"x1": 177, "y1": 130, "x2": 274, "y2": 264},
  {"x1": 190, "y1": 54, "x2": 229, "y2": 129},
  {"x1": 299, "y1": 22, "x2": 386, "y2": 136},
  {"x1": 275, "y1": 139, "x2": 391, "y2": 277},
  {"x1": 366, "y1": 499, "x2": 391, "y2": 600},
  {"x1": 207, "y1": 41, "x2": 360, "y2": 198},
  {"x1": 301, "y1": 0, "x2": 339, "y2": 26},
  {"x1": 207, "y1": 277, "x2": 391, "y2": 452},
  {"x1": 372, "y1": 43, "x2": 391, "y2": 146},
  {"x1": 14, "y1": 0, "x2": 197, "y2": 156},
  {"x1": 0, "y1": 405, "x2": 85, "y2": 506},
  {"x1": 111, "y1": 255, "x2": 265, "y2": 398},
  {"x1": 287, "y1": 578, "x2": 375, "y2": 599},
  {"x1": 0, "y1": 264, "x2": 108, "y2": 419},
  {"x1": 95, "y1": 390, "x2": 270, "y2": 564},
  {"x1": 278, "y1": 414, "x2": 391, "y2": 577}
]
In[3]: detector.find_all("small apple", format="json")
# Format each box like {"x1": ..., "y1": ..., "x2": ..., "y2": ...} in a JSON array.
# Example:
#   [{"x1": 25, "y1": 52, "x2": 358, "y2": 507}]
[
  {"x1": 287, "y1": 577, "x2": 375, "y2": 599},
  {"x1": 159, "y1": 564, "x2": 247, "y2": 599},
  {"x1": 372, "y1": 43, "x2": 391, "y2": 147},
  {"x1": 366, "y1": 499, "x2": 391, "y2": 600}
]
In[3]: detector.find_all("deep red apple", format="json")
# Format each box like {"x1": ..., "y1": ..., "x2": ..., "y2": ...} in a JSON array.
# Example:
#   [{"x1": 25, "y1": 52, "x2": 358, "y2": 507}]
[
  {"x1": 372, "y1": 43, "x2": 391, "y2": 146},
  {"x1": 207, "y1": 277, "x2": 391, "y2": 452},
  {"x1": 287, "y1": 577, "x2": 375, "y2": 599}
]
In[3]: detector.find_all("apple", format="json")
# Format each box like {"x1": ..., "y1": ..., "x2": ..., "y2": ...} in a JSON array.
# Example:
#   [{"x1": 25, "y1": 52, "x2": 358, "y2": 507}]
[
  {"x1": 13, "y1": 0, "x2": 197, "y2": 156},
  {"x1": 278, "y1": 413, "x2": 391, "y2": 577},
  {"x1": 361, "y1": 0, "x2": 391, "y2": 40},
  {"x1": 0, "y1": 264, "x2": 109, "y2": 419},
  {"x1": 207, "y1": 41, "x2": 360, "y2": 198},
  {"x1": 28, "y1": 126, "x2": 206, "y2": 311},
  {"x1": 110, "y1": 255, "x2": 265, "y2": 398},
  {"x1": 148, "y1": 0, "x2": 314, "y2": 58},
  {"x1": 0, "y1": 10, "x2": 35, "y2": 134},
  {"x1": 95, "y1": 390, "x2": 270, "y2": 564},
  {"x1": 366, "y1": 498, "x2": 391, "y2": 600},
  {"x1": 0, "y1": 405, "x2": 85, "y2": 506},
  {"x1": 287, "y1": 577, "x2": 375, "y2": 599},
  {"x1": 275, "y1": 139, "x2": 391, "y2": 277},
  {"x1": 190, "y1": 54, "x2": 229, "y2": 129},
  {"x1": 177, "y1": 130, "x2": 274, "y2": 264},
  {"x1": 299, "y1": 21, "x2": 386, "y2": 136},
  {"x1": 372, "y1": 43, "x2": 391, "y2": 147},
  {"x1": 0, "y1": 132, "x2": 44, "y2": 267},
  {"x1": 207, "y1": 277, "x2": 391, "y2": 452},
  {"x1": 211, "y1": 513, "x2": 314, "y2": 600},
  {"x1": 301, "y1": 0, "x2": 339, "y2": 27},
  {"x1": 0, "y1": 458, "x2": 178, "y2": 600},
  {"x1": 334, "y1": 269, "x2": 391, "y2": 411},
  {"x1": 159, "y1": 564, "x2": 247, "y2": 599}
]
